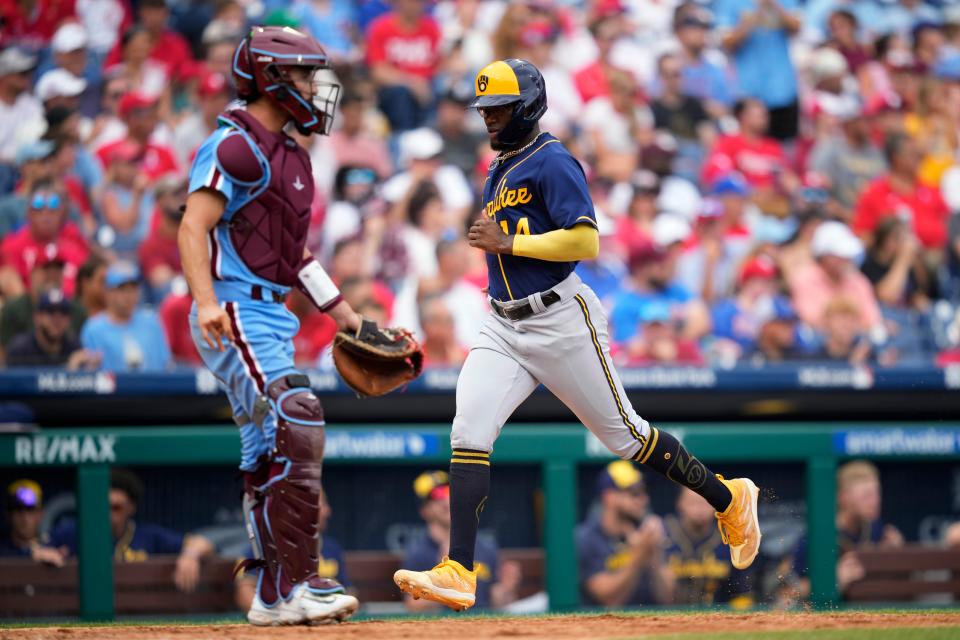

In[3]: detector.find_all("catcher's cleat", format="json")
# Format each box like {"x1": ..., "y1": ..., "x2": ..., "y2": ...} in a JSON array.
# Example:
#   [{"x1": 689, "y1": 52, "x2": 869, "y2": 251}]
[
  {"x1": 715, "y1": 476, "x2": 762, "y2": 570},
  {"x1": 247, "y1": 584, "x2": 358, "y2": 626},
  {"x1": 393, "y1": 557, "x2": 477, "y2": 611}
]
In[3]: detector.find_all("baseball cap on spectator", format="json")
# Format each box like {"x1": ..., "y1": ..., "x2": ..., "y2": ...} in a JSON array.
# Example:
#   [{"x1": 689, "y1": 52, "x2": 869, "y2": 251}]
[
  {"x1": 628, "y1": 243, "x2": 665, "y2": 270},
  {"x1": 198, "y1": 71, "x2": 229, "y2": 98},
  {"x1": 413, "y1": 470, "x2": 450, "y2": 503},
  {"x1": 35, "y1": 69, "x2": 87, "y2": 102},
  {"x1": 399, "y1": 127, "x2": 444, "y2": 165},
  {"x1": 652, "y1": 212, "x2": 691, "y2": 249},
  {"x1": 630, "y1": 169, "x2": 660, "y2": 197},
  {"x1": 202, "y1": 19, "x2": 245, "y2": 46},
  {"x1": 154, "y1": 174, "x2": 187, "y2": 197},
  {"x1": 596, "y1": 460, "x2": 645, "y2": 495},
  {"x1": 0, "y1": 46, "x2": 37, "y2": 76},
  {"x1": 933, "y1": 54, "x2": 960, "y2": 81},
  {"x1": 698, "y1": 198, "x2": 725, "y2": 219},
  {"x1": 441, "y1": 81, "x2": 474, "y2": 106},
  {"x1": 36, "y1": 288, "x2": 72, "y2": 314},
  {"x1": 592, "y1": 0, "x2": 627, "y2": 20},
  {"x1": 118, "y1": 91, "x2": 158, "y2": 118},
  {"x1": 710, "y1": 173, "x2": 751, "y2": 197},
  {"x1": 808, "y1": 47, "x2": 849, "y2": 85},
  {"x1": 51, "y1": 22, "x2": 88, "y2": 53},
  {"x1": 639, "y1": 301, "x2": 672, "y2": 325},
  {"x1": 675, "y1": 7, "x2": 713, "y2": 29},
  {"x1": 6, "y1": 479, "x2": 42, "y2": 511},
  {"x1": 811, "y1": 221, "x2": 863, "y2": 260},
  {"x1": 520, "y1": 20, "x2": 557, "y2": 47},
  {"x1": 656, "y1": 177, "x2": 700, "y2": 219},
  {"x1": 15, "y1": 139, "x2": 56, "y2": 166},
  {"x1": 737, "y1": 255, "x2": 778, "y2": 286},
  {"x1": 105, "y1": 261, "x2": 141, "y2": 288}
]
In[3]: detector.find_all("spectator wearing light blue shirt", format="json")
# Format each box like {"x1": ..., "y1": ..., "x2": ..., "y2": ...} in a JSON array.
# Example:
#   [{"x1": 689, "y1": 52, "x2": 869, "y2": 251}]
[
  {"x1": 714, "y1": 0, "x2": 803, "y2": 139},
  {"x1": 291, "y1": 0, "x2": 359, "y2": 62},
  {"x1": 80, "y1": 262, "x2": 171, "y2": 372},
  {"x1": 671, "y1": 4, "x2": 736, "y2": 114}
]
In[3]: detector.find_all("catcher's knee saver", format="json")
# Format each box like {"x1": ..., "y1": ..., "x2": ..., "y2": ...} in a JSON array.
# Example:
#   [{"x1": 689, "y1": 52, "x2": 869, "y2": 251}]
[{"x1": 263, "y1": 374, "x2": 326, "y2": 588}]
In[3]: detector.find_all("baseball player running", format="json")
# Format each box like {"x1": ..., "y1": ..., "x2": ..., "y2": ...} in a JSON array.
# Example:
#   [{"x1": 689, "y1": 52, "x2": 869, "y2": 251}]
[
  {"x1": 179, "y1": 26, "x2": 394, "y2": 625},
  {"x1": 394, "y1": 59, "x2": 761, "y2": 610}
]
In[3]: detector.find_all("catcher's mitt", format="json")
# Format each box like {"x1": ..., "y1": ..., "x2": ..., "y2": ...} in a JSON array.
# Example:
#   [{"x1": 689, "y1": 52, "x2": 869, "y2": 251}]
[{"x1": 332, "y1": 319, "x2": 423, "y2": 397}]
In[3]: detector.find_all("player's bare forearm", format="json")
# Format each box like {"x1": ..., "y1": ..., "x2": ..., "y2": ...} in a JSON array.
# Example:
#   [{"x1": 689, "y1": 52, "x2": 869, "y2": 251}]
[
  {"x1": 180, "y1": 189, "x2": 233, "y2": 351},
  {"x1": 468, "y1": 215, "x2": 514, "y2": 254},
  {"x1": 299, "y1": 248, "x2": 362, "y2": 332},
  {"x1": 326, "y1": 299, "x2": 362, "y2": 333},
  {"x1": 179, "y1": 189, "x2": 225, "y2": 308}
]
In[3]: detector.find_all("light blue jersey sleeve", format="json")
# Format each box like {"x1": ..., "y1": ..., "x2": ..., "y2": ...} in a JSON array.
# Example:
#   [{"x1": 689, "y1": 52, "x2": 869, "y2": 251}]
[{"x1": 188, "y1": 129, "x2": 237, "y2": 209}]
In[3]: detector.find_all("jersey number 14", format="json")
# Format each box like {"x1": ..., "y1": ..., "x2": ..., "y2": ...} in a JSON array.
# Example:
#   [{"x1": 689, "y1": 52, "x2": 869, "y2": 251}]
[{"x1": 500, "y1": 217, "x2": 530, "y2": 235}]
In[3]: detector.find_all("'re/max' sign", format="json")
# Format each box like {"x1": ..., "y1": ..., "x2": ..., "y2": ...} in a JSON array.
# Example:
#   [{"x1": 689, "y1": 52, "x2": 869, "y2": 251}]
[{"x1": 14, "y1": 435, "x2": 116, "y2": 465}]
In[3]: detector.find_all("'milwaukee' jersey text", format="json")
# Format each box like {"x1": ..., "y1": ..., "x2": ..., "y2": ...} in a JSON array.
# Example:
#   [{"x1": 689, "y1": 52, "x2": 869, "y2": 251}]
[{"x1": 480, "y1": 133, "x2": 598, "y2": 302}]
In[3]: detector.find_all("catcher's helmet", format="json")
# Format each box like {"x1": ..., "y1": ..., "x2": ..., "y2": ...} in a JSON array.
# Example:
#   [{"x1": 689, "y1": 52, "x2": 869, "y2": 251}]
[
  {"x1": 468, "y1": 59, "x2": 547, "y2": 148},
  {"x1": 232, "y1": 26, "x2": 340, "y2": 135}
]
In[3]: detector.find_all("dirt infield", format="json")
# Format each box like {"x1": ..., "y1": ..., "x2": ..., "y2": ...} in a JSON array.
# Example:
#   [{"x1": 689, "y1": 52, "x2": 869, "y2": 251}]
[{"x1": 2, "y1": 612, "x2": 959, "y2": 640}]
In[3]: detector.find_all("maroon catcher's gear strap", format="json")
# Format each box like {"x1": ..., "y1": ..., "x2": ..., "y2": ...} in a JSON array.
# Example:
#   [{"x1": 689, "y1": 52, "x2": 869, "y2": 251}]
[{"x1": 243, "y1": 374, "x2": 330, "y2": 602}]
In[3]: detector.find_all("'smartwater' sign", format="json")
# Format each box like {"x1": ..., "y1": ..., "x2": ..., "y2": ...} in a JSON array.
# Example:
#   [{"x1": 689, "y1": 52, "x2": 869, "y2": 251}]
[{"x1": 835, "y1": 428, "x2": 960, "y2": 456}]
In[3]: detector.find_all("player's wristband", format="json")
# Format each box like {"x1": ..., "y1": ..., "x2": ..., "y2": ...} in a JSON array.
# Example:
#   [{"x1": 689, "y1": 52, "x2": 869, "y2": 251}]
[{"x1": 297, "y1": 258, "x2": 342, "y2": 312}]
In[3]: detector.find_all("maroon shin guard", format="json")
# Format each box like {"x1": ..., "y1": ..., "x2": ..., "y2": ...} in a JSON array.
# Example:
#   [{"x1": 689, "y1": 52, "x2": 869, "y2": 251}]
[{"x1": 242, "y1": 375, "x2": 334, "y2": 602}]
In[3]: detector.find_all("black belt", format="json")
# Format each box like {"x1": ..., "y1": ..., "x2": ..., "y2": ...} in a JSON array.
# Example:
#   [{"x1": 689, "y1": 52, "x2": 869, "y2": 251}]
[
  {"x1": 251, "y1": 285, "x2": 287, "y2": 304},
  {"x1": 491, "y1": 290, "x2": 561, "y2": 321}
]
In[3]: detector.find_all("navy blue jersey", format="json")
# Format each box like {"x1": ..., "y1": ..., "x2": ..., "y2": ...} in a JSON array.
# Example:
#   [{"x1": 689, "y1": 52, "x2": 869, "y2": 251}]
[
  {"x1": 662, "y1": 515, "x2": 753, "y2": 607},
  {"x1": 575, "y1": 512, "x2": 660, "y2": 606},
  {"x1": 51, "y1": 520, "x2": 183, "y2": 561},
  {"x1": 481, "y1": 133, "x2": 597, "y2": 301}
]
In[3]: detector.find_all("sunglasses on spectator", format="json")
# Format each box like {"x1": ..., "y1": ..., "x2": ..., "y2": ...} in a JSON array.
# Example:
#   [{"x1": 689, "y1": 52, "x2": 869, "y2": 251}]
[{"x1": 31, "y1": 194, "x2": 61, "y2": 210}]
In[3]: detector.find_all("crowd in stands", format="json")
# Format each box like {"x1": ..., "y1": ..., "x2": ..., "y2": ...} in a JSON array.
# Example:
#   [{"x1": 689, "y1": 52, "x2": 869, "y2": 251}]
[{"x1": 3, "y1": 0, "x2": 960, "y2": 372}]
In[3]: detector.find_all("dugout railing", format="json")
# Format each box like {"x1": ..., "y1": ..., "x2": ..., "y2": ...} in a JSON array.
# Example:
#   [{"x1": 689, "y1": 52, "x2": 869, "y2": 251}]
[{"x1": 2, "y1": 423, "x2": 959, "y2": 621}]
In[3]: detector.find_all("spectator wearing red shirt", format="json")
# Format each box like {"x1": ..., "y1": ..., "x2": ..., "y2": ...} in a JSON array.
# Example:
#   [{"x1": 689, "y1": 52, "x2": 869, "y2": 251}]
[
  {"x1": 103, "y1": 0, "x2": 191, "y2": 82},
  {"x1": 573, "y1": 13, "x2": 631, "y2": 105},
  {"x1": 159, "y1": 284, "x2": 200, "y2": 366},
  {"x1": 138, "y1": 175, "x2": 184, "y2": 300},
  {"x1": 96, "y1": 91, "x2": 178, "y2": 180},
  {"x1": 0, "y1": 0, "x2": 76, "y2": 48},
  {"x1": 288, "y1": 290, "x2": 337, "y2": 367},
  {"x1": 366, "y1": 0, "x2": 441, "y2": 131},
  {"x1": 702, "y1": 98, "x2": 798, "y2": 217},
  {"x1": 171, "y1": 71, "x2": 231, "y2": 167},
  {"x1": 614, "y1": 170, "x2": 659, "y2": 256},
  {"x1": 0, "y1": 179, "x2": 89, "y2": 297},
  {"x1": 853, "y1": 133, "x2": 949, "y2": 254}
]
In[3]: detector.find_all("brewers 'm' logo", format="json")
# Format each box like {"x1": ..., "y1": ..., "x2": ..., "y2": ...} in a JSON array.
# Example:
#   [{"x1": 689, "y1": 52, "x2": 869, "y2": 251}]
[{"x1": 477, "y1": 75, "x2": 488, "y2": 93}]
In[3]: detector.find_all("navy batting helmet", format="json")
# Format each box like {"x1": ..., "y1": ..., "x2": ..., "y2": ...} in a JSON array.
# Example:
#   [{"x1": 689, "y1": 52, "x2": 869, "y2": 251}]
[
  {"x1": 468, "y1": 59, "x2": 547, "y2": 148},
  {"x1": 232, "y1": 26, "x2": 340, "y2": 135}
]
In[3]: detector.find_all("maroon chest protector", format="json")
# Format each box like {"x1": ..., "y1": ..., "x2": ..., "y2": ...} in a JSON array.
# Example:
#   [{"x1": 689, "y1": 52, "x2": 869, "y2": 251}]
[{"x1": 217, "y1": 109, "x2": 314, "y2": 287}]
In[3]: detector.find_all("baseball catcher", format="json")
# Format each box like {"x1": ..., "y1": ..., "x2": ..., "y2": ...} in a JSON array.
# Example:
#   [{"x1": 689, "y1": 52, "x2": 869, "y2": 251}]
[{"x1": 179, "y1": 26, "x2": 420, "y2": 625}]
